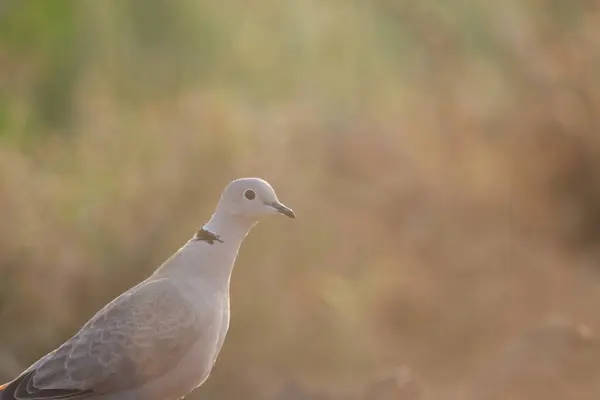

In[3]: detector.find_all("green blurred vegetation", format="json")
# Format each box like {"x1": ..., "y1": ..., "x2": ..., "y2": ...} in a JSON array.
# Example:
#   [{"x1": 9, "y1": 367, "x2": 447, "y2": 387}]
[{"x1": 2, "y1": 1, "x2": 600, "y2": 399}]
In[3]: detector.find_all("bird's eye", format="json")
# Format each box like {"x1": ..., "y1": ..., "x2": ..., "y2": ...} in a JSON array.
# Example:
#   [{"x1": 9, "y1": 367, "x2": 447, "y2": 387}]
[{"x1": 244, "y1": 189, "x2": 256, "y2": 200}]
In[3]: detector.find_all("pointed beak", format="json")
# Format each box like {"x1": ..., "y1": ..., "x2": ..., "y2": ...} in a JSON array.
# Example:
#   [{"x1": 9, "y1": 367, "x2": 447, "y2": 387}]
[{"x1": 269, "y1": 201, "x2": 296, "y2": 219}]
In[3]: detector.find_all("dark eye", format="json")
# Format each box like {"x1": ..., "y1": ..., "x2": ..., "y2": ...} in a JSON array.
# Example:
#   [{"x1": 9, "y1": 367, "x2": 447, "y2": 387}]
[{"x1": 244, "y1": 189, "x2": 256, "y2": 200}]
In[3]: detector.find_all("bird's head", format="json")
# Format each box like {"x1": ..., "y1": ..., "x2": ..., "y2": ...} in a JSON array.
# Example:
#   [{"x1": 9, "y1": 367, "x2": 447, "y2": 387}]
[{"x1": 215, "y1": 177, "x2": 295, "y2": 222}]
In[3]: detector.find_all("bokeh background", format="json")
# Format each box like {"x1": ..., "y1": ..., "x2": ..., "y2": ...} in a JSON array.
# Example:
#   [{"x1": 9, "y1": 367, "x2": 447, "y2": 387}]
[{"x1": 2, "y1": 1, "x2": 600, "y2": 399}]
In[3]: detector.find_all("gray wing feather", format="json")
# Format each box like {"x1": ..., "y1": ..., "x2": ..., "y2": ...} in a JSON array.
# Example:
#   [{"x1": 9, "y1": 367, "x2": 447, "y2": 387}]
[{"x1": 29, "y1": 279, "x2": 202, "y2": 395}]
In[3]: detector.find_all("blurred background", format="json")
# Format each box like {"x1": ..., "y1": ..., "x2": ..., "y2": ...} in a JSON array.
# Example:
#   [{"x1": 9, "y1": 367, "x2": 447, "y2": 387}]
[{"x1": 2, "y1": 1, "x2": 600, "y2": 399}]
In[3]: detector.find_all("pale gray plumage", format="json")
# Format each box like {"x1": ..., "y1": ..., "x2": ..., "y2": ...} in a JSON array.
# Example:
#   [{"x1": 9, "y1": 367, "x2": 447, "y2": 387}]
[{"x1": 0, "y1": 177, "x2": 295, "y2": 400}]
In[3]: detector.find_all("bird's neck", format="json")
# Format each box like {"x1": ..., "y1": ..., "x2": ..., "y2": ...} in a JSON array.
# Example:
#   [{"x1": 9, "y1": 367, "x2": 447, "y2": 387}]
[
  {"x1": 204, "y1": 209, "x2": 257, "y2": 243},
  {"x1": 154, "y1": 211, "x2": 256, "y2": 289}
]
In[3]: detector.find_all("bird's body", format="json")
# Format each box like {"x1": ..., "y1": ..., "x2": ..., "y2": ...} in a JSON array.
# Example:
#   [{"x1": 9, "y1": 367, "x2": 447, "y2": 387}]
[{"x1": 0, "y1": 178, "x2": 294, "y2": 400}]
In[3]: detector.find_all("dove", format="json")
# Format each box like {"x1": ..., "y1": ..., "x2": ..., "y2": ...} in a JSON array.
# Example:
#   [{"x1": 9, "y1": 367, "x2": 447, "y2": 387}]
[{"x1": 0, "y1": 177, "x2": 295, "y2": 400}]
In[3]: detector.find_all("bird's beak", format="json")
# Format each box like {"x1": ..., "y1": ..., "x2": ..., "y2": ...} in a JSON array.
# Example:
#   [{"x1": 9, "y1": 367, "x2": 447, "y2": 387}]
[{"x1": 269, "y1": 202, "x2": 296, "y2": 219}]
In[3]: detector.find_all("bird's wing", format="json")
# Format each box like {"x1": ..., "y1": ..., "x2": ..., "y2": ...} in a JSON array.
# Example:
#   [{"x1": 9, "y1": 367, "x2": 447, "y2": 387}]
[{"x1": 2, "y1": 278, "x2": 206, "y2": 400}]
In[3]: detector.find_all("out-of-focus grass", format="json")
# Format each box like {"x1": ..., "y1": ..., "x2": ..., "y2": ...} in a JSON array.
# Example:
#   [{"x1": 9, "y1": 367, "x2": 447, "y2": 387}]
[{"x1": 2, "y1": 1, "x2": 600, "y2": 399}]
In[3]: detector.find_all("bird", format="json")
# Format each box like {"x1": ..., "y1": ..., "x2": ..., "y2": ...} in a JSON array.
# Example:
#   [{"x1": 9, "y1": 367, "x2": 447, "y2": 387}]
[{"x1": 0, "y1": 177, "x2": 295, "y2": 400}]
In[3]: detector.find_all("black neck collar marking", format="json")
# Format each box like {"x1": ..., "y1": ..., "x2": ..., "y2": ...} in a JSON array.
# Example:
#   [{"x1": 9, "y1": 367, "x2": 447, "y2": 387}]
[{"x1": 192, "y1": 228, "x2": 224, "y2": 245}]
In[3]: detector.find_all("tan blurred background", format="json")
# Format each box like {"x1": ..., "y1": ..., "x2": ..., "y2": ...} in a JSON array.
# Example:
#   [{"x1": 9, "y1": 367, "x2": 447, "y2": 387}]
[{"x1": 2, "y1": 1, "x2": 600, "y2": 399}]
